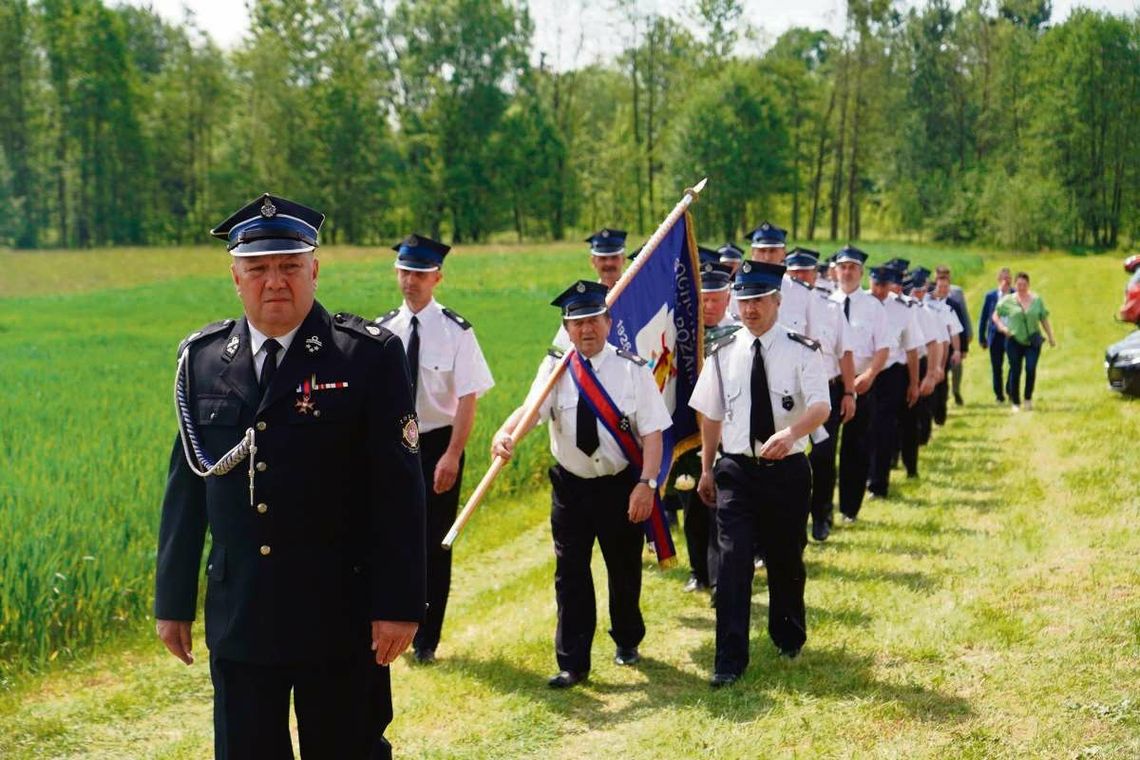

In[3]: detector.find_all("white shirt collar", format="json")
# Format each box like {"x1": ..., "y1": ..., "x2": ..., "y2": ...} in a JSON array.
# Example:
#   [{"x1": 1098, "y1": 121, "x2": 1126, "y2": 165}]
[
  {"x1": 248, "y1": 320, "x2": 301, "y2": 357},
  {"x1": 400, "y1": 297, "x2": 440, "y2": 322},
  {"x1": 743, "y1": 323, "x2": 779, "y2": 352}
]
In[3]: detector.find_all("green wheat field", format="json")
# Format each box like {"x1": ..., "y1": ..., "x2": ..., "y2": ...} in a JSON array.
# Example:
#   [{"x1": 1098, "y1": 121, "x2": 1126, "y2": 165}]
[{"x1": 1, "y1": 242, "x2": 1138, "y2": 758}]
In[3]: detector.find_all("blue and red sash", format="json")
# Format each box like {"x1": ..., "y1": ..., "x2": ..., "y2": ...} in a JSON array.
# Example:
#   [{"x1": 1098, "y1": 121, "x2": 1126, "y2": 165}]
[{"x1": 567, "y1": 350, "x2": 677, "y2": 566}]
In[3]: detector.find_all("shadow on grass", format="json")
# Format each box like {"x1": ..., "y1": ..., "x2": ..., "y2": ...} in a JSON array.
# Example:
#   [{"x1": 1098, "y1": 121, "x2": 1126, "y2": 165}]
[
  {"x1": 809, "y1": 562, "x2": 940, "y2": 592},
  {"x1": 447, "y1": 639, "x2": 973, "y2": 728}
]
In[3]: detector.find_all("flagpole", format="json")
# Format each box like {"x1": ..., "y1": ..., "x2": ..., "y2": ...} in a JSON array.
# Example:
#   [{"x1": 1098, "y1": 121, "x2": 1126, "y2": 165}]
[{"x1": 441, "y1": 178, "x2": 707, "y2": 551}]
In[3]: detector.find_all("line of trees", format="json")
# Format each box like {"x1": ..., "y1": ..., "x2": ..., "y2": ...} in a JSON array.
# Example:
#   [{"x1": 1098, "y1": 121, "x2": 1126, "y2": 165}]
[{"x1": 0, "y1": 0, "x2": 1137, "y2": 250}]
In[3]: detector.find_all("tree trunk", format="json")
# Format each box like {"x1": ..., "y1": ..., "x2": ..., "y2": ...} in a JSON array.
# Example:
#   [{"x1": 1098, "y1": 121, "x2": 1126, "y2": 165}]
[{"x1": 807, "y1": 85, "x2": 836, "y2": 241}]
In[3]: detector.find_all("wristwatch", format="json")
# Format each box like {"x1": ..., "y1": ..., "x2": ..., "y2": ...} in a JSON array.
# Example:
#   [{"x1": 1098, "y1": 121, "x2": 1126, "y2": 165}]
[
  {"x1": 638, "y1": 477, "x2": 658, "y2": 489},
  {"x1": 844, "y1": 390, "x2": 857, "y2": 399}
]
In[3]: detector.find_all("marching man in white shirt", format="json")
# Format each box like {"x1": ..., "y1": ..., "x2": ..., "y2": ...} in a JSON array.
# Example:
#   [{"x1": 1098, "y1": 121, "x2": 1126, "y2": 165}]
[
  {"x1": 493, "y1": 280, "x2": 671, "y2": 689},
  {"x1": 378, "y1": 234, "x2": 495, "y2": 664},
  {"x1": 689, "y1": 261, "x2": 830, "y2": 687},
  {"x1": 828, "y1": 246, "x2": 891, "y2": 523}
]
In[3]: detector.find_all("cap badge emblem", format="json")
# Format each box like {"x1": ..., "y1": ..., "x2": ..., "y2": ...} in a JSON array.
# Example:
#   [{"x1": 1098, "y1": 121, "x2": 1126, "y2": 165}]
[
  {"x1": 576, "y1": 282, "x2": 586, "y2": 293},
  {"x1": 407, "y1": 234, "x2": 419, "y2": 247},
  {"x1": 260, "y1": 198, "x2": 277, "y2": 218},
  {"x1": 742, "y1": 262, "x2": 752, "y2": 273}
]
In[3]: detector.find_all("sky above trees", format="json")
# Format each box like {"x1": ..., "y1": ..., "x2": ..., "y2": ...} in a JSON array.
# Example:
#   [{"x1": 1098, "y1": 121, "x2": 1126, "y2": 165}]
[{"x1": 130, "y1": 0, "x2": 1136, "y2": 67}]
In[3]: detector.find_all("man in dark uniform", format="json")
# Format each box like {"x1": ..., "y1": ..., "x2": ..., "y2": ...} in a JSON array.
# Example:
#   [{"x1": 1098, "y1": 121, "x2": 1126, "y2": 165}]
[
  {"x1": 689, "y1": 262, "x2": 830, "y2": 687},
  {"x1": 492, "y1": 281, "x2": 671, "y2": 688},
  {"x1": 377, "y1": 235, "x2": 494, "y2": 664},
  {"x1": 155, "y1": 193, "x2": 426, "y2": 759}
]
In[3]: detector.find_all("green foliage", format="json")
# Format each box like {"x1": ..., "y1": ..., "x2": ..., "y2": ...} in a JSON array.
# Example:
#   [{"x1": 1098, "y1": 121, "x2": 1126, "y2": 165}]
[{"x1": 0, "y1": 0, "x2": 1138, "y2": 249}]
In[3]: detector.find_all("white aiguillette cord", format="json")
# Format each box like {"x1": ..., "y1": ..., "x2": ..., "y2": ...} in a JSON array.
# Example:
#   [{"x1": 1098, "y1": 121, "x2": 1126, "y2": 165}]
[{"x1": 173, "y1": 347, "x2": 258, "y2": 506}]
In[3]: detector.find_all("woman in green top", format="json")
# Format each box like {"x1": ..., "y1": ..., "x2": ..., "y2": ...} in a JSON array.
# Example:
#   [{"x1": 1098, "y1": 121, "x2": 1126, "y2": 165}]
[{"x1": 992, "y1": 271, "x2": 1056, "y2": 411}]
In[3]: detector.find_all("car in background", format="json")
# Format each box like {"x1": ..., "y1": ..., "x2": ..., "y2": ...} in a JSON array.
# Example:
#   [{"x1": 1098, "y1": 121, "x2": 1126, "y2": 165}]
[{"x1": 1106, "y1": 255, "x2": 1140, "y2": 396}]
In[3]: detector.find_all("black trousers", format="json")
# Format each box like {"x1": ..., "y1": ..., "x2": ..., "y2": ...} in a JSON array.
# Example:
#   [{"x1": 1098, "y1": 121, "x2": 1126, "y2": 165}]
[
  {"x1": 932, "y1": 350, "x2": 950, "y2": 426},
  {"x1": 808, "y1": 378, "x2": 845, "y2": 530},
  {"x1": 988, "y1": 333, "x2": 1009, "y2": 401},
  {"x1": 899, "y1": 357, "x2": 926, "y2": 477},
  {"x1": 868, "y1": 363, "x2": 908, "y2": 497},
  {"x1": 413, "y1": 426, "x2": 463, "y2": 654},
  {"x1": 680, "y1": 489, "x2": 718, "y2": 588},
  {"x1": 713, "y1": 454, "x2": 811, "y2": 676},
  {"x1": 674, "y1": 449, "x2": 718, "y2": 587},
  {"x1": 838, "y1": 389, "x2": 875, "y2": 519},
  {"x1": 550, "y1": 465, "x2": 645, "y2": 674},
  {"x1": 211, "y1": 651, "x2": 392, "y2": 760}
]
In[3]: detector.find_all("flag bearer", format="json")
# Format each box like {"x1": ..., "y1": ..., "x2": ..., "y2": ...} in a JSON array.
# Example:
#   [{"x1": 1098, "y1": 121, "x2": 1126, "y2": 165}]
[{"x1": 492, "y1": 281, "x2": 671, "y2": 688}]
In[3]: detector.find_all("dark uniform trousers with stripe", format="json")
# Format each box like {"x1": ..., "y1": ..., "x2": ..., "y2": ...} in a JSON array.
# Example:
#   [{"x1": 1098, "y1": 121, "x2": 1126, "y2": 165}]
[
  {"x1": 549, "y1": 464, "x2": 645, "y2": 674},
  {"x1": 898, "y1": 357, "x2": 927, "y2": 477},
  {"x1": 413, "y1": 425, "x2": 464, "y2": 654},
  {"x1": 714, "y1": 453, "x2": 811, "y2": 676}
]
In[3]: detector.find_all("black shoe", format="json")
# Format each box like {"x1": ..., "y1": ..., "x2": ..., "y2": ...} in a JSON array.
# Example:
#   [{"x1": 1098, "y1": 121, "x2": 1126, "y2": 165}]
[
  {"x1": 840, "y1": 513, "x2": 857, "y2": 525},
  {"x1": 954, "y1": 393, "x2": 964, "y2": 406},
  {"x1": 778, "y1": 648, "x2": 801, "y2": 660},
  {"x1": 614, "y1": 646, "x2": 640, "y2": 666},
  {"x1": 906, "y1": 470, "x2": 918, "y2": 479},
  {"x1": 683, "y1": 575, "x2": 707, "y2": 593},
  {"x1": 709, "y1": 672, "x2": 740, "y2": 688},
  {"x1": 413, "y1": 648, "x2": 436, "y2": 664},
  {"x1": 812, "y1": 521, "x2": 830, "y2": 542},
  {"x1": 547, "y1": 670, "x2": 587, "y2": 688}
]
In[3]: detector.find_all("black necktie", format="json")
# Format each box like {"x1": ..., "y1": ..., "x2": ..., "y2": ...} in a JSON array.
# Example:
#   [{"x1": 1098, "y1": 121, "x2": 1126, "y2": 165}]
[
  {"x1": 843, "y1": 294, "x2": 851, "y2": 322},
  {"x1": 750, "y1": 338, "x2": 776, "y2": 454},
  {"x1": 259, "y1": 338, "x2": 281, "y2": 397},
  {"x1": 407, "y1": 315, "x2": 420, "y2": 399},
  {"x1": 576, "y1": 360, "x2": 600, "y2": 456}
]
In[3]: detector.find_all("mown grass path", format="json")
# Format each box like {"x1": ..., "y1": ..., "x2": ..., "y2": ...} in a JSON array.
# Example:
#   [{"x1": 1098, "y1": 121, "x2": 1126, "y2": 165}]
[{"x1": 2, "y1": 251, "x2": 1138, "y2": 758}]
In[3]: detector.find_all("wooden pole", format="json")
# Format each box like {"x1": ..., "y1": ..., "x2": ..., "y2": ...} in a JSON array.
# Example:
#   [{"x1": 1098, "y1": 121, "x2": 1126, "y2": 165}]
[{"x1": 441, "y1": 178, "x2": 708, "y2": 550}]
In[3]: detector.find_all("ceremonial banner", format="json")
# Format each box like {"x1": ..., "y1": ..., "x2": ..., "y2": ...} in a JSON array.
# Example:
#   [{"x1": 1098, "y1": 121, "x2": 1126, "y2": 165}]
[{"x1": 606, "y1": 211, "x2": 703, "y2": 564}]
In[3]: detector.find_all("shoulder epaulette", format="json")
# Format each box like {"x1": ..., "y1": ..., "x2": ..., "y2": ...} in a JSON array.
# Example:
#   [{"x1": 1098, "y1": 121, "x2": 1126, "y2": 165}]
[
  {"x1": 708, "y1": 332, "x2": 737, "y2": 354},
  {"x1": 334, "y1": 311, "x2": 390, "y2": 342},
  {"x1": 177, "y1": 318, "x2": 234, "y2": 356},
  {"x1": 547, "y1": 347, "x2": 565, "y2": 360},
  {"x1": 787, "y1": 331, "x2": 821, "y2": 351},
  {"x1": 616, "y1": 348, "x2": 648, "y2": 366},
  {"x1": 441, "y1": 307, "x2": 473, "y2": 330},
  {"x1": 790, "y1": 277, "x2": 812, "y2": 290},
  {"x1": 376, "y1": 308, "x2": 399, "y2": 325}
]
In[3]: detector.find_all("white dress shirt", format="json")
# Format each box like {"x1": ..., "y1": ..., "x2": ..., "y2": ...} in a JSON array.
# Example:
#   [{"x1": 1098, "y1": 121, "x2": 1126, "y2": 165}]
[
  {"x1": 912, "y1": 300, "x2": 946, "y2": 358},
  {"x1": 778, "y1": 275, "x2": 815, "y2": 335},
  {"x1": 813, "y1": 293, "x2": 852, "y2": 379},
  {"x1": 248, "y1": 322, "x2": 301, "y2": 381},
  {"x1": 829, "y1": 287, "x2": 892, "y2": 374},
  {"x1": 527, "y1": 343, "x2": 672, "y2": 479},
  {"x1": 924, "y1": 295, "x2": 964, "y2": 339},
  {"x1": 881, "y1": 292, "x2": 924, "y2": 367},
  {"x1": 382, "y1": 299, "x2": 495, "y2": 433},
  {"x1": 688, "y1": 322, "x2": 830, "y2": 456}
]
